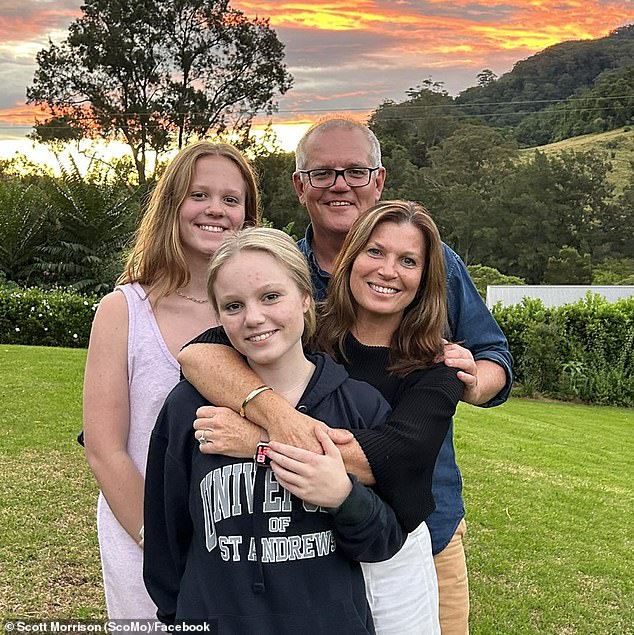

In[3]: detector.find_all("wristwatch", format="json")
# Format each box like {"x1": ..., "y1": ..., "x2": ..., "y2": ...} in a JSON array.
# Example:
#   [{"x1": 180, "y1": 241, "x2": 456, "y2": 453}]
[{"x1": 254, "y1": 442, "x2": 271, "y2": 467}]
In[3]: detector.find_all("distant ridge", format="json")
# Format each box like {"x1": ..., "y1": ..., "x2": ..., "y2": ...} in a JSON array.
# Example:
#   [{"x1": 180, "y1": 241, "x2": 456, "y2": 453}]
[{"x1": 456, "y1": 24, "x2": 634, "y2": 130}]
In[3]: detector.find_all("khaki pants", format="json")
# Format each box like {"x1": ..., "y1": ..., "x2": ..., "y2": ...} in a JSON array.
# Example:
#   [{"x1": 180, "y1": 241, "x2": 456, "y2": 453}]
[{"x1": 433, "y1": 518, "x2": 469, "y2": 635}]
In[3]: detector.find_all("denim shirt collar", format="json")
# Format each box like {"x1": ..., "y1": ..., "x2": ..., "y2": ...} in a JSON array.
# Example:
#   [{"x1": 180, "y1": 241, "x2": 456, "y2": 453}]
[{"x1": 296, "y1": 224, "x2": 331, "y2": 301}]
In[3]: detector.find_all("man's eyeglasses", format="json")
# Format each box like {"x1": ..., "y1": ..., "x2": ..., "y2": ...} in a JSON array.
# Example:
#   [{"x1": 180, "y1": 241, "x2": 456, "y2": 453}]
[{"x1": 298, "y1": 167, "x2": 380, "y2": 189}]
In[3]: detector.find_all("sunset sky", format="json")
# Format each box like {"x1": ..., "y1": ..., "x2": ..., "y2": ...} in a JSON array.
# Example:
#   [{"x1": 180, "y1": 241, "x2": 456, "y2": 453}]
[{"x1": 0, "y1": 0, "x2": 631, "y2": 156}]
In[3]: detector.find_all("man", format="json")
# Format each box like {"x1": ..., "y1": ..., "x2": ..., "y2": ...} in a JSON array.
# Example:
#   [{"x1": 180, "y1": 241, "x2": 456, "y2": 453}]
[{"x1": 179, "y1": 118, "x2": 513, "y2": 635}]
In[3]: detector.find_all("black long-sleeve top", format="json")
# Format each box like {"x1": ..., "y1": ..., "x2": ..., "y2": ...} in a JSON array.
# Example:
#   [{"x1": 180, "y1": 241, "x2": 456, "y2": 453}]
[{"x1": 341, "y1": 334, "x2": 464, "y2": 531}]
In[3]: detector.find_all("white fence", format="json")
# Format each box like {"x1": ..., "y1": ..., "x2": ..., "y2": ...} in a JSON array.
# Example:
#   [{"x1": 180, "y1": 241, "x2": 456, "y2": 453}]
[{"x1": 486, "y1": 285, "x2": 634, "y2": 308}]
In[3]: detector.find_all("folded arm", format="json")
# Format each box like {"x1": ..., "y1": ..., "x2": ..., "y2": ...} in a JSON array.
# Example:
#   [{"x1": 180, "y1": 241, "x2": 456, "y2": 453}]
[
  {"x1": 179, "y1": 334, "x2": 462, "y2": 533},
  {"x1": 180, "y1": 339, "x2": 354, "y2": 456}
]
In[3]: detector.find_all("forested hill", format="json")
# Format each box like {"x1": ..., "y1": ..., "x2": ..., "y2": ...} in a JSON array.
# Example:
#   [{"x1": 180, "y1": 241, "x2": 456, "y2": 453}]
[{"x1": 456, "y1": 24, "x2": 634, "y2": 127}]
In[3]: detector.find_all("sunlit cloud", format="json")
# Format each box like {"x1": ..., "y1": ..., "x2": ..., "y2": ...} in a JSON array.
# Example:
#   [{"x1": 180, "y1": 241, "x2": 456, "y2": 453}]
[
  {"x1": 0, "y1": 1, "x2": 81, "y2": 43},
  {"x1": 0, "y1": 103, "x2": 47, "y2": 125},
  {"x1": 0, "y1": 0, "x2": 631, "y2": 146}
]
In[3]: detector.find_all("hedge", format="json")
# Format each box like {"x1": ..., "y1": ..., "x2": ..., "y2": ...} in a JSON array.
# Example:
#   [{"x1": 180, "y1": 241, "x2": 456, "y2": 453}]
[
  {"x1": 0, "y1": 285, "x2": 99, "y2": 348},
  {"x1": 493, "y1": 294, "x2": 634, "y2": 407},
  {"x1": 2, "y1": 286, "x2": 633, "y2": 406}
]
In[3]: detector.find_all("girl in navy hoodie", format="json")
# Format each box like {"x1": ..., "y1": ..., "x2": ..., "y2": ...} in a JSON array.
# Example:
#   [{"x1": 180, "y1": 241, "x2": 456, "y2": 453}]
[{"x1": 143, "y1": 227, "x2": 405, "y2": 632}]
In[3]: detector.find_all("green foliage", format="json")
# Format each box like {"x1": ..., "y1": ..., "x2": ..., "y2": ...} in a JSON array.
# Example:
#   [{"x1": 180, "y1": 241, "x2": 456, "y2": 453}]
[
  {"x1": 484, "y1": 150, "x2": 614, "y2": 282},
  {"x1": 543, "y1": 246, "x2": 592, "y2": 284},
  {"x1": 26, "y1": 0, "x2": 293, "y2": 183},
  {"x1": 593, "y1": 257, "x2": 634, "y2": 284},
  {"x1": 610, "y1": 179, "x2": 634, "y2": 257},
  {"x1": 380, "y1": 140, "x2": 428, "y2": 202},
  {"x1": 0, "y1": 286, "x2": 99, "y2": 348},
  {"x1": 0, "y1": 180, "x2": 49, "y2": 284},
  {"x1": 36, "y1": 157, "x2": 139, "y2": 294},
  {"x1": 494, "y1": 294, "x2": 634, "y2": 406},
  {"x1": 422, "y1": 123, "x2": 518, "y2": 262},
  {"x1": 369, "y1": 82, "x2": 462, "y2": 168},
  {"x1": 456, "y1": 24, "x2": 634, "y2": 128},
  {"x1": 523, "y1": 127, "x2": 634, "y2": 197},
  {"x1": 253, "y1": 151, "x2": 308, "y2": 235},
  {"x1": 0, "y1": 158, "x2": 141, "y2": 294},
  {"x1": 516, "y1": 65, "x2": 634, "y2": 147},
  {"x1": 466, "y1": 264, "x2": 525, "y2": 300}
]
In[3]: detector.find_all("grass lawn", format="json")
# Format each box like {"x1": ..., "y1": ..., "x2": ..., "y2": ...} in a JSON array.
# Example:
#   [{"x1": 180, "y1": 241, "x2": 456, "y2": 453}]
[{"x1": 1, "y1": 344, "x2": 632, "y2": 632}]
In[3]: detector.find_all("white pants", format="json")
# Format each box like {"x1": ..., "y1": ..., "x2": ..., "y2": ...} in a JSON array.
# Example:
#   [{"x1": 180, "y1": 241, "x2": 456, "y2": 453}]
[{"x1": 362, "y1": 522, "x2": 440, "y2": 635}]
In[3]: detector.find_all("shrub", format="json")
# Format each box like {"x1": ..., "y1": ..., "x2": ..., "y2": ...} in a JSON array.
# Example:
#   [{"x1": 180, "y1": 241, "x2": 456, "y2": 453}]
[
  {"x1": 493, "y1": 294, "x2": 634, "y2": 406},
  {"x1": 466, "y1": 264, "x2": 526, "y2": 300},
  {"x1": 0, "y1": 285, "x2": 99, "y2": 348}
]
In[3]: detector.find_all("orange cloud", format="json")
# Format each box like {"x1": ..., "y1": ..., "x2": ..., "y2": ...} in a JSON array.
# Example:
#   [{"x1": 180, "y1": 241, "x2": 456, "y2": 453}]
[
  {"x1": 0, "y1": 7, "x2": 80, "y2": 43},
  {"x1": 233, "y1": 1, "x2": 629, "y2": 54},
  {"x1": 233, "y1": 1, "x2": 436, "y2": 31},
  {"x1": 0, "y1": 103, "x2": 47, "y2": 125}
]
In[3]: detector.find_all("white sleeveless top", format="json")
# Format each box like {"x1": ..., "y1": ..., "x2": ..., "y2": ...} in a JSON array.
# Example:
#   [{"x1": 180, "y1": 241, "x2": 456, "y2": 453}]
[{"x1": 97, "y1": 282, "x2": 180, "y2": 619}]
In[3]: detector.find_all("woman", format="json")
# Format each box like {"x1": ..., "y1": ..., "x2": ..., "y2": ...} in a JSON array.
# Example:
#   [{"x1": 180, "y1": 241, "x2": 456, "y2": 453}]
[
  {"x1": 143, "y1": 228, "x2": 405, "y2": 631},
  {"x1": 184, "y1": 201, "x2": 464, "y2": 633},
  {"x1": 82, "y1": 141, "x2": 259, "y2": 618}
]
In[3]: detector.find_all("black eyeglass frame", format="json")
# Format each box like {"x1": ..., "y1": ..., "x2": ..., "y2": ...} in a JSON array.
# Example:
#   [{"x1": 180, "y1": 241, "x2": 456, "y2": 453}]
[{"x1": 298, "y1": 167, "x2": 381, "y2": 188}]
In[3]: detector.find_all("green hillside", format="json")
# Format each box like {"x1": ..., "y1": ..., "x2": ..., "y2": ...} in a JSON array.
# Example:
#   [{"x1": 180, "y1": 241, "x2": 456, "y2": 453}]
[
  {"x1": 456, "y1": 24, "x2": 634, "y2": 128},
  {"x1": 521, "y1": 126, "x2": 634, "y2": 192}
]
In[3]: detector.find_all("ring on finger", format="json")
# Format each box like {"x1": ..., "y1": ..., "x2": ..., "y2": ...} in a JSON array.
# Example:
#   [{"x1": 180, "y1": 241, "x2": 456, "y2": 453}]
[{"x1": 197, "y1": 430, "x2": 208, "y2": 446}]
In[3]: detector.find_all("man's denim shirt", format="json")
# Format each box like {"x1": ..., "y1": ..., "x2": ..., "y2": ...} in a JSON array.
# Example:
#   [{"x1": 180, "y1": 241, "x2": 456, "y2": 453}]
[{"x1": 297, "y1": 224, "x2": 514, "y2": 554}]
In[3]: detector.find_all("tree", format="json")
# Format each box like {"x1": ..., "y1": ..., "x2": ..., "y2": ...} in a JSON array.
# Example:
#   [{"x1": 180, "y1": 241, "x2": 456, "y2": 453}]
[
  {"x1": 486, "y1": 151, "x2": 613, "y2": 283},
  {"x1": 370, "y1": 82, "x2": 461, "y2": 168},
  {"x1": 544, "y1": 247, "x2": 592, "y2": 284},
  {"x1": 476, "y1": 69, "x2": 497, "y2": 87},
  {"x1": 592, "y1": 258, "x2": 634, "y2": 284},
  {"x1": 27, "y1": 0, "x2": 292, "y2": 183},
  {"x1": 253, "y1": 151, "x2": 308, "y2": 235},
  {"x1": 423, "y1": 123, "x2": 518, "y2": 263}
]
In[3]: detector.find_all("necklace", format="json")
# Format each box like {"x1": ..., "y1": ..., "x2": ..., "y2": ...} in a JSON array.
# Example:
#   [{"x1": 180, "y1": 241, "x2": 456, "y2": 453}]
[{"x1": 175, "y1": 289, "x2": 208, "y2": 304}]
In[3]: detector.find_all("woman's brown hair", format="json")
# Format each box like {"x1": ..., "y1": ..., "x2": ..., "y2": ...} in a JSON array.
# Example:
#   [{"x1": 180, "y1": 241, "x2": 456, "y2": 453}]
[
  {"x1": 313, "y1": 200, "x2": 447, "y2": 375},
  {"x1": 118, "y1": 142, "x2": 260, "y2": 301}
]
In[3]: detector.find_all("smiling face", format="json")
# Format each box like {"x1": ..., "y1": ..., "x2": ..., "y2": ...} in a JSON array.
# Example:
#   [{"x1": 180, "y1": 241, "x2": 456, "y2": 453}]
[
  {"x1": 213, "y1": 251, "x2": 311, "y2": 370},
  {"x1": 178, "y1": 155, "x2": 247, "y2": 259},
  {"x1": 350, "y1": 221, "x2": 425, "y2": 333},
  {"x1": 293, "y1": 127, "x2": 385, "y2": 239}
]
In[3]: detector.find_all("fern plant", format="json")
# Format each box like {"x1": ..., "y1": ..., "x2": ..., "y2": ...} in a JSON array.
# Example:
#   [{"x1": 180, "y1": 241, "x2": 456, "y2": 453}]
[
  {"x1": 36, "y1": 156, "x2": 141, "y2": 294},
  {"x1": 0, "y1": 180, "x2": 48, "y2": 284}
]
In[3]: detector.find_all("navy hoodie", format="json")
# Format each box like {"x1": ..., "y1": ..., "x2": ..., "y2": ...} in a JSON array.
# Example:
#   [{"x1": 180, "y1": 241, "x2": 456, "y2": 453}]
[{"x1": 144, "y1": 352, "x2": 405, "y2": 633}]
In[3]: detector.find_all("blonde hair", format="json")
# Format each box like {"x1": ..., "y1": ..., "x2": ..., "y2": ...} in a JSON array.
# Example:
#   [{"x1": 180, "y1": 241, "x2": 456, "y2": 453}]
[
  {"x1": 313, "y1": 200, "x2": 448, "y2": 374},
  {"x1": 119, "y1": 142, "x2": 260, "y2": 300},
  {"x1": 207, "y1": 227, "x2": 316, "y2": 342},
  {"x1": 295, "y1": 117, "x2": 382, "y2": 170}
]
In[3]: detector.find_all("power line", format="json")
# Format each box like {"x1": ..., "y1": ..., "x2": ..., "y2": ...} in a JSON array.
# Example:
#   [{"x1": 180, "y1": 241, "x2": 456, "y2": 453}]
[{"x1": 2, "y1": 92, "x2": 633, "y2": 124}]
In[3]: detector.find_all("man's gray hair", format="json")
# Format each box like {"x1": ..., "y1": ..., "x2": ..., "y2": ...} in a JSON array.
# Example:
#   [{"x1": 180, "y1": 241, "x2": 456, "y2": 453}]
[{"x1": 295, "y1": 117, "x2": 382, "y2": 171}]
